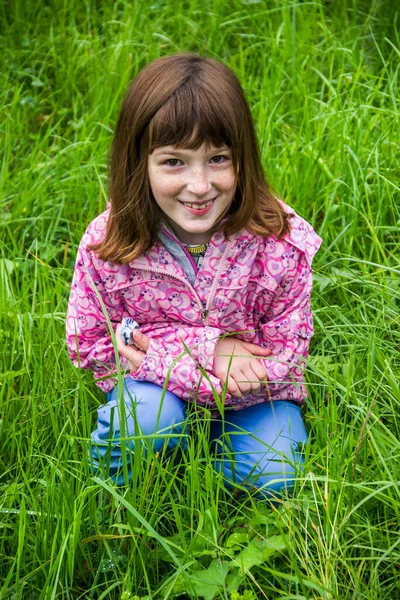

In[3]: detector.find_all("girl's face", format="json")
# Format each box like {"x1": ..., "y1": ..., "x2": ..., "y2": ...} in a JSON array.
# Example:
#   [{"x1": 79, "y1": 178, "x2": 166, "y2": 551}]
[{"x1": 147, "y1": 143, "x2": 236, "y2": 244}]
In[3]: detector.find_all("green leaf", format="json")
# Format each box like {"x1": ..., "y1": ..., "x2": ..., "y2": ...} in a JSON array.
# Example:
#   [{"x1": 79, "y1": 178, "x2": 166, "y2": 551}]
[
  {"x1": 225, "y1": 532, "x2": 250, "y2": 550},
  {"x1": 155, "y1": 532, "x2": 217, "y2": 563},
  {"x1": 231, "y1": 536, "x2": 287, "y2": 573},
  {"x1": 226, "y1": 568, "x2": 244, "y2": 592},
  {"x1": 261, "y1": 535, "x2": 287, "y2": 560},
  {"x1": 188, "y1": 559, "x2": 230, "y2": 600},
  {"x1": 230, "y1": 592, "x2": 257, "y2": 600},
  {"x1": 234, "y1": 539, "x2": 264, "y2": 571},
  {"x1": 0, "y1": 369, "x2": 26, "y2": 381}
]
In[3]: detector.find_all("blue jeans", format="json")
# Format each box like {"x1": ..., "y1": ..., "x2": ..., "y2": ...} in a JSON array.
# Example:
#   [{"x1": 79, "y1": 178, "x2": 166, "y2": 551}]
[{"x1": 90, "y1": 378, "x2": 308, "y2": 498}]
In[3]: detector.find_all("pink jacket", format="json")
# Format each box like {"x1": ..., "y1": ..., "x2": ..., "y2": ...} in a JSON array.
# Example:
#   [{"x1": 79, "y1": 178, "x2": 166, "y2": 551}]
[{"x1": 66, "y1": 201, "x2": 322, "y2": 412}]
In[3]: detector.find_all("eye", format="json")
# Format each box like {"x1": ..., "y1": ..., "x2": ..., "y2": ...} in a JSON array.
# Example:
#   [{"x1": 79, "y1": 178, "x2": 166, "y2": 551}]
[
  {"x1": 164, "y1": 158, "x2": 182, "y2": 167},
  {"x1": 210, "y1": 155, "x2": 228, "y2": 164}
]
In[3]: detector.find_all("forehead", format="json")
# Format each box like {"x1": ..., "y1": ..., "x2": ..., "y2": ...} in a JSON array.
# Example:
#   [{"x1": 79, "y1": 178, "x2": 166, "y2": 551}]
[{"x1": 152, "y1": 144, "x2": 230, "y2": 156}]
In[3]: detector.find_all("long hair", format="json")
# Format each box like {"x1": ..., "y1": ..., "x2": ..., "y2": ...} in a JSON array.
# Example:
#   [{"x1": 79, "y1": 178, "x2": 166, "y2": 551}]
[{"x1": 88, "y1": 52, "x2": 292, "y2": 263}]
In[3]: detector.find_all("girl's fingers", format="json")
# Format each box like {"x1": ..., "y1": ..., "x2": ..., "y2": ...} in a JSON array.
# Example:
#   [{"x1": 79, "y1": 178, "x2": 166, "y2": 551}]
[
  {"x1": 237, "y1": 368, "x2": 262, "y2": 395},
  {"x1": 250, "y1": 359, "x2": 268, "y2": 384},
  {"x1": 119, "y1": 342, "x2": 145, "y2": 372},
  {"x1": 226, "y1": 376, "x2": 244, "y2": 399},
  {"x1": 220, "y1": 369, "x2": 265, "y2": 398},
  {"x1": 115, "y1": 324, "x2": 146, "y2": 371},
  {"x1": 234, "y1": 375, "x2": 253, "y2": 396},
  {"x1": 130, "y1": 328, "x2": 150, "y2": 352},
  {"x1": 116, "y1": 323, "x2": 150, "y2": 352},
  {"x1": 126, "y1": 347, "x2": 146, "y2": 373},
  {"x1": 240, "y1": 341, "x2": 271, "y2": 356}
]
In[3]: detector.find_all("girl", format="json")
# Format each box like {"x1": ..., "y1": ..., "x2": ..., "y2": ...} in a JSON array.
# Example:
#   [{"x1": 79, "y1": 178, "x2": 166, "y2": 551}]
[{"x1": 66, "y1": 53, "x2": 322, "y2": 498}]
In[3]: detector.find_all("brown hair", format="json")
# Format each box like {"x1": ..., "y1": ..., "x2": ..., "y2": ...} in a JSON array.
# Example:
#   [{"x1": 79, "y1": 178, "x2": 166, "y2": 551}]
[{"x1": 88, "y1": 52, "x2": 292, "y2": 263}]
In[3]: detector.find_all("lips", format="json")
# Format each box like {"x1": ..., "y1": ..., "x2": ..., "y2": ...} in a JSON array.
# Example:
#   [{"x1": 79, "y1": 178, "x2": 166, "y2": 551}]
[
  {"x1": 179, "y1": 196, "x2": 217, "y2": 209},
  {"x1": 178, "y1": 196, "x2": 217, "y2": 216}
]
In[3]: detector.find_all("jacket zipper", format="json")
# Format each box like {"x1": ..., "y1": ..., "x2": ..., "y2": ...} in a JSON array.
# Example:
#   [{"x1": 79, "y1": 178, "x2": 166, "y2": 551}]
[
  {"x1": 203, "y1": 239, "x2": 232, "y2": 321},
  {"x1": 133, "y1": 238, "x2": 233, "y2": 326},
  {"x1": 160, "y1": 224, "x2": 199, "y2": 273},
  {"x1": 133, "y1": 265, "x2": 208, "y2": 323}
]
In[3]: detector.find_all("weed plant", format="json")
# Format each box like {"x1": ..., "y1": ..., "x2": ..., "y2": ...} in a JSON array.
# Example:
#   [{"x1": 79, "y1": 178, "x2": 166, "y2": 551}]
[{"x1": 0, "y1": 0, "x2": 399, "y2": 598}]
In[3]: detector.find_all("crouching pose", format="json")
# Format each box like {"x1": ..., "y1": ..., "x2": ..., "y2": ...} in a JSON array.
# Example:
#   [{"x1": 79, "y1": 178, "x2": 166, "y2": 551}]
[{"x1": 66, "y1": 53, "x2": 322, "y2": 498}]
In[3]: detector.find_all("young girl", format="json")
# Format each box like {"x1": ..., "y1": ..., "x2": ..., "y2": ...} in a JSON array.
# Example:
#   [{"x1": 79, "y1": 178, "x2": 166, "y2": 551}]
[{"x1": 66, "y1": 53, "x2": 322, "y2": 498}]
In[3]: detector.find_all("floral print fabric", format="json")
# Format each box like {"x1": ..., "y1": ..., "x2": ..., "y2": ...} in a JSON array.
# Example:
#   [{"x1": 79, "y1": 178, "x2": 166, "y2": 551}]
[{"x1": 66, "y1": 201, "x2": 322, "y2": 413}]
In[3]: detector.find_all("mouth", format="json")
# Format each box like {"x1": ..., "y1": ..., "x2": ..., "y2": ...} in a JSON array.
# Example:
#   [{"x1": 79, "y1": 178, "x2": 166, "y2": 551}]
[{"x1": 178, "y1": 197, "x2": 217, "y2": 214}]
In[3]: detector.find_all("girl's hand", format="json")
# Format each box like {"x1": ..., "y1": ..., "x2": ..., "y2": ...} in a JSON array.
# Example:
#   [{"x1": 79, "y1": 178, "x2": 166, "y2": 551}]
[
  {"x1": 115, "y1": 323, "x2": 150, "y2": 373},
  {"x1": 214, "y1": 337, "x2": 271, "y2": 399}
]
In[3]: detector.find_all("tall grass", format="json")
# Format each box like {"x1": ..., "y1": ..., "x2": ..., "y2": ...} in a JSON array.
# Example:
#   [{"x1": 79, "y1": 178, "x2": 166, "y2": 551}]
[{"x1": 1, "y1": 0, "x2": 399, "y2": 598}]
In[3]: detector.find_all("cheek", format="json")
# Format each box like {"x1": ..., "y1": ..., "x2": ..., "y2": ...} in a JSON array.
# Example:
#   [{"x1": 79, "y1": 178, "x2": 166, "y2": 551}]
[
  {"x1": 150, "y1": 169, "x2": 181, "y2": 198},
  {"x1": 217, "y1": 169, "x2": 236, "y2": 193}
]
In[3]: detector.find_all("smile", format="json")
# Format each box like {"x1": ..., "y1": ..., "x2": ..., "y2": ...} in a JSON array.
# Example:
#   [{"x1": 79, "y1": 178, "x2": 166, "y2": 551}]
[{"x1": 179, "y1": 197, "x2": 216, "y2": 210}]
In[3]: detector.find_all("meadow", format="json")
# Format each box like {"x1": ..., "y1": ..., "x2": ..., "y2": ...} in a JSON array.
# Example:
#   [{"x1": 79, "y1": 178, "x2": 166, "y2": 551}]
[{"x1": 0, "y1": 0, "x2": 399, "y2": 598}]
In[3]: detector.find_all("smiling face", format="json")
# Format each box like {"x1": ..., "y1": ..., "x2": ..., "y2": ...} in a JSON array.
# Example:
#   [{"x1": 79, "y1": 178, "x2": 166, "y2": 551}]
[{"x1": 147, "y1": 143, "x2": 237, "y2": 244}]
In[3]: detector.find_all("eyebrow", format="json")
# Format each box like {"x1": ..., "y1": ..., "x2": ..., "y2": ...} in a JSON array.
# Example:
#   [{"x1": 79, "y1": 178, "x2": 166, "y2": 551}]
[{"x1": 155, "y1": 147, "x2": 230, "y2": 157}]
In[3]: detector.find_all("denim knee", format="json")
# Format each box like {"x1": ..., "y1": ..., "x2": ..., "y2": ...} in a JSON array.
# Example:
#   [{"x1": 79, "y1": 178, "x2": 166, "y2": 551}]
[
  {"x1": 230, "y1": 445, "x2": 306, "y2": 497},
  {"x1": 211, "y1": 401, "x2": 308, "y2": 499},
  {"x1": 214, "y1": 441, "x2": 306, "y2": 499},
  {"x1": 89, "y1": 379, "x2": 188, "y2": 484}
]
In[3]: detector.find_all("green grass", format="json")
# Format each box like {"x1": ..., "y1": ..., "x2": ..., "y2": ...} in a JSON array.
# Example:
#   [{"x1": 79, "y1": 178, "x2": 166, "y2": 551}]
[{"x1": 1, "y1": 0, "x2": 399, "y2": 598}]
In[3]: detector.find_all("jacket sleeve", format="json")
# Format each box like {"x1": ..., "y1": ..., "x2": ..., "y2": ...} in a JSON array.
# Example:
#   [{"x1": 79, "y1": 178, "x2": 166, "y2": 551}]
[
  {"x1": 129, "y1": 325, "x2": 232, "y2": 407},
  {"x1": 66, "y1": 237, "x2": 128, "y2": 393},
  {"x1": 255, "y1": 246, "x2": 318, "y2": 397},
  {"x1": 66, "y1": 237, "x2": 230, "y2": 404}
]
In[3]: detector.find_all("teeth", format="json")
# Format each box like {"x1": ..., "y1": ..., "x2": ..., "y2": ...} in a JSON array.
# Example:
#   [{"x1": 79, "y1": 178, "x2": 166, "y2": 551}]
[{"x1": 182, "y1": 199, "x2": 214, "y2": 210}]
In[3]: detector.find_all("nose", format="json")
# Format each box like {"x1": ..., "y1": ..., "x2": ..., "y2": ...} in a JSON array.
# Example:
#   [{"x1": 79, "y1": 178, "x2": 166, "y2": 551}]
[{"x1": 186, "y1": 166, "x2": 212, "y2": 196}]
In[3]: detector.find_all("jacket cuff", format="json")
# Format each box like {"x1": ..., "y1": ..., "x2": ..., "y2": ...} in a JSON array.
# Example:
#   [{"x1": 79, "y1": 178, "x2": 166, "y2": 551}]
[
  {"x1": 262, "y1": 352, "x2": 306, "y2": 385},
  {"x1": 130, "y1": 327, "x2": 222, "y2": 380},
  {"x1": 197, "y1": 326, "x2": 222, "y2": 371},
  {"x1": 129, "y1": 336, "x2": 180, "y2": 383},
  {"x1": 263, "y1": 358, "x2": 291, "y2": 383}
]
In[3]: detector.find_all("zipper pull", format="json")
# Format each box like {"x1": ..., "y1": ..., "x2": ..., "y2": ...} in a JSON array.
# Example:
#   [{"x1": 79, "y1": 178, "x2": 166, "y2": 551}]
[{"x1": 201, "y1": 308, "x2": 208, "y2": 322}]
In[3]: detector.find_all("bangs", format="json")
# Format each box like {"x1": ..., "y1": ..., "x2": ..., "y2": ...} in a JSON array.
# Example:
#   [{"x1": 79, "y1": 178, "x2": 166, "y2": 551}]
[
  {"x1": 92, "y1": 53, "x2": 290, "y2": 264},
  {"x1": 147, "y1": 78, "x2": 240, "y2": 155}
]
